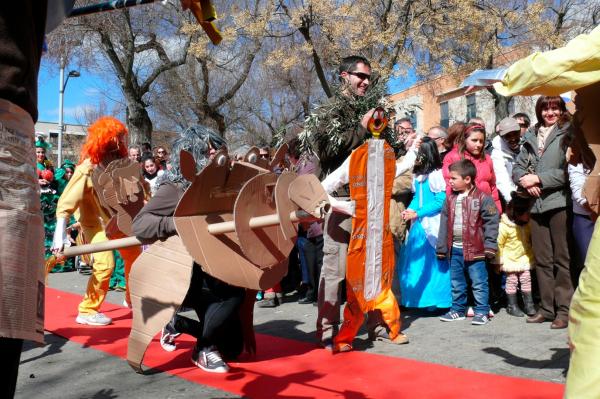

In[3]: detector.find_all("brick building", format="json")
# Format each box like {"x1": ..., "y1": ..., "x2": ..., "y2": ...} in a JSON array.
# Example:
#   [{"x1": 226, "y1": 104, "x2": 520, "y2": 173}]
[{"x1": 388, "y1": 48, "x2": 539, "y2": 135}]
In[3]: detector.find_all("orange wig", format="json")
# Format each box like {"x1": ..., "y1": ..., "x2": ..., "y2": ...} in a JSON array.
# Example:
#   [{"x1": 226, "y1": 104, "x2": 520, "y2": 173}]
[{"x1": 80, "y1": 116, "x2": 128, "y2": 165}]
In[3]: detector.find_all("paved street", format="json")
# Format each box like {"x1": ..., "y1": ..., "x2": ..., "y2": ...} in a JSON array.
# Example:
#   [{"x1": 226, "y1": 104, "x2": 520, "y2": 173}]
[{"x1": 16, "y1": 270, "x2": 569, "y2": 398}]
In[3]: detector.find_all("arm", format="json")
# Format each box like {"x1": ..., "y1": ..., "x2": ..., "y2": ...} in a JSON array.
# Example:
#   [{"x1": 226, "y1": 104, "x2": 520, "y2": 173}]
[
  {"x1": 132, "y1": 183, "x2": 181, "y2": 243},
  {"x1": 53, "y1": 167, "x2": 88, "y2": 251},
  {"x1": 436, "y1": 199, "x2": 449, "y2": 258},
  {"x1": 491, "y1": 147, "x2": 516, "y2": 202},
  {"x1": 512, "y1": 145, "x2": 530, "y2": 186},
  {"x1": 569, "y1": 163, "x2": 589, "y2": 208},
  {"x1": 395, "y1": 147, "x2": 417, "y2": 177},
  {"x1": 416, "y1": 190, "x2": 446, "y2": 218},
  {"x1": 537, "y1": 165, "x2": 568, "y2": 190},
  {"x1": 480, "y1": 194, "x2": 500, "y2": 256},
  {"x1": 320, "y1": 156, "x2": 350, "y2": 194}
]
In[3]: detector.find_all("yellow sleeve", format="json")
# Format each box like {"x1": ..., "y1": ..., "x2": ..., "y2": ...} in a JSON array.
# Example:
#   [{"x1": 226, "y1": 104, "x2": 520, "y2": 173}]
[
  {"x1": 496, "y1": 221, "x2": 507, "y2": 261},
  {"x1": 494, "y1": 25, "x2": 600, "y2": 96},
  {"x1": 55, "y1": 163, "x2": 91, "y2": 220}
]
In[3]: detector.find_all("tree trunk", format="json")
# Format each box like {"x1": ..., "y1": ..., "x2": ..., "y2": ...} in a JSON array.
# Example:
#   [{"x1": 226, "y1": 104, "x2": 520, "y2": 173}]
[{"x1": 127, "y1": 102, "x2": 153, "y2": 145}]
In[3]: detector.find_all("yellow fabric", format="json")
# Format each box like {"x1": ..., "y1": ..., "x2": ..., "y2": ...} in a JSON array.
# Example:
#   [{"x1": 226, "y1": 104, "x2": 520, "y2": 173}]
[
  {"x1": 78, "y1": 226, "x2": 141, "y2": 314},
  {"x1": 497, "y1": 214, "x2": 534, "y2": 273},
  {"x1": 566, "y1": 219, "x2": 600, "y2": 398},
  {"x1": 56, "y1": 159, "x2": 110, "y2": 229},
  {"x1": 494, "y1": 25, "x2": 600, "y2": 96}
]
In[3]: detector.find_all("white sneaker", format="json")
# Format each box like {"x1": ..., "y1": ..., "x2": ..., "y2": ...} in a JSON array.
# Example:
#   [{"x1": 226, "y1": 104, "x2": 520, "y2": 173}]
[
  {"x1": 123, "y1": 299, "x2": 132, "y2": 309},
  {"x1": 76, "y1": 312, "x2": 112, "y2": 326}
]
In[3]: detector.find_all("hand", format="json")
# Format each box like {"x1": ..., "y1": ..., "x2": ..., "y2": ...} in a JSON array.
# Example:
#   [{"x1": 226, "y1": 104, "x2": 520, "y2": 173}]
[
  {"x1": 519, "y1": 174, "x2": 540, "y2": 189},
  {"x1": 66, "y1": 222, "x2": 81, "y2": 233},
  {"x1": 402, "y1": 209, "x2": 417, "y2": 221},
  {"x1": 360, "y1": 108, "x2": 376, "y2": 131},
  {"x1": 527, "y1": 186, "x2": 542, "y2": 197},
  {"x1": 38, "y1": 178, "x2": 49, "y2": 186}
]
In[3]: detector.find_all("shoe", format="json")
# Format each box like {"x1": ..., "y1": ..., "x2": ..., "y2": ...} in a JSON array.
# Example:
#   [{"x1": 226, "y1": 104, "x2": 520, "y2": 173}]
[
  {"x1": 332, "y1": 343, "x2": 352, "y2": 353},
  {"x1": 122, "y1": 299, "x2": 132, "y2": 309},
  {"x1": 522, "y1": 292, "x2": 536, "y2": 316},
  {"x1": 390, "y1": 333, "x2": 409, "y2": 345},
  {"x1": 256, "y1": 291, "x2": 263, "y2": 301},
  {"x1": 488, "y1": 309, "x2": 495, "y2": 318},
  {"x1": 78, "y1": 264, "x2": 92, "y2": 275},
  {"x1": 439, "y1": 311, "x2": 466, "y2": 322},
  {"x1": 466, "y1": 307, "x2": 475, "y2": 317},
  {"x1": 114, "y1": 285, "x2": 126, "y2": 292},
  {"x1": 368, "y1": 325, "x2": 390, "y2": 341},
  {"x1": 550, "y1": 319, "x2": 568, "y2": 329},
  {"x1": 298, "y1": 296, "x2": 314, "y2": 304},
  {"x1": 160, "y1": 327, "x2": 179, "y2": 352},
  {"x1": 257, "y1": 297, "x2": 279, "y2": 308},
  {"x1": 526, "y1": 312, "x2": 550, "y2": 324},
  {"x1": 191, "y1": 346, "x2": 229, "y2": 373},
  {"x1": 506, "y1": 293, "x2": 524, "y2": 317},
  {"x1": 76, "y1": 312, "x2": 112, "y2": 326},
  {"x1": 472, "y1": 313, "x2": 489, "y2": 325}
]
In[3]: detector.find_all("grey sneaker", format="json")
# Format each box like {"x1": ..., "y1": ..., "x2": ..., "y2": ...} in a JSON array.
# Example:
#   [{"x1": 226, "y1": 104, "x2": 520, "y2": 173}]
[
  {"x1": 76, "y1": 312, "x2": 112, "y2": 326},
  {"x1": 191, "y1": 346, "x2": 229, "y2": 373},
  {"x1": 472, "y1": 313, "x2": 489, "y2": 325},
  {"x1": 439, "y1": 311, "x2": 466, "y2": 322}
]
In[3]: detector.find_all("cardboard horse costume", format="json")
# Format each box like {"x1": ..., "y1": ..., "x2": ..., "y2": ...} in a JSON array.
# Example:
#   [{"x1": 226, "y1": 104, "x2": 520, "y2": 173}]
[
  {"x1": 127, "y1": 148, "x2": 329, "y2": 372},
  {"x1": 462, "y1": 25, "x2": 600, "y2": 398}
]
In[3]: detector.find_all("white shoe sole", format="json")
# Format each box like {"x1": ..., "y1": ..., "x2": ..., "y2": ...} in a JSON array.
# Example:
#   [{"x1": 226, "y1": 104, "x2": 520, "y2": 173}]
[
  {"x1": 191, "y1": 358, "x2": 229, "y2": 373},
  {"x1": 75, "y1": 316, "x2": 111, "y2": 326},
  {"x1": 439, "y1": 316, "x2": 466, "y2": 322}
]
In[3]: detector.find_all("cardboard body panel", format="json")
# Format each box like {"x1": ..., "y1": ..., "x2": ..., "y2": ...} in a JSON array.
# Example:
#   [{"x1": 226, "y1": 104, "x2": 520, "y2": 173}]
[{"x1": 127, "y1": 235, "x2": 193, "y2": 373}]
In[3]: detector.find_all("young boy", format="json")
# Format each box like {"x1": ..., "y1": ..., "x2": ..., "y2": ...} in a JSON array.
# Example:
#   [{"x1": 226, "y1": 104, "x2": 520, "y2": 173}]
[{"x1": 437, "y1": 159, "x2": 499, "y2": 325}]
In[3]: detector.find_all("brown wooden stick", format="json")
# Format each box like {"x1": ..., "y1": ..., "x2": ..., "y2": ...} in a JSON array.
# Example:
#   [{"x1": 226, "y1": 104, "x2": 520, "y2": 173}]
[{"x1": 62, "y1": 236, "x2": 142, "y2": 258}]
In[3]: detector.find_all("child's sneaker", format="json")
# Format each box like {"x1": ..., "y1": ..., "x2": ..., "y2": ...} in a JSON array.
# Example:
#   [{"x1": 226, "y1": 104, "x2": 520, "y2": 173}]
[
  {"x1": 466, "y1": 307, "x2": 475, "y2": 317},
  {"x1": 488, "y1": 309, "x2": 495, "y2": 318},
  {"x1": 472, "y1": 313, "x2": 489, "y2": 325},
  {"x1": 439, "y1": 311, "x2": 466, "y2": 322}
]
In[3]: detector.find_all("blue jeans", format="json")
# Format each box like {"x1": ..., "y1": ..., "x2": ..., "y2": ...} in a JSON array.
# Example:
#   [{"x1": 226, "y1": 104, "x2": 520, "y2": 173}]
[{"x1": 450, "y1": 247, "x2": 489, "y2": 315}]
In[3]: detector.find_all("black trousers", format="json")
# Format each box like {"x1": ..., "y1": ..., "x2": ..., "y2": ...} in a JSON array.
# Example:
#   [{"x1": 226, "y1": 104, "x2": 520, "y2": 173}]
[
  {"x1": 302, "y1": 235, "x2": 324, "y2": 301},
  {"x1": 170, "y1": 264, "x2": 245, "y2": 359},
  {"x1": 0, "y1": 337, "x2": 23, "y2": 399}
]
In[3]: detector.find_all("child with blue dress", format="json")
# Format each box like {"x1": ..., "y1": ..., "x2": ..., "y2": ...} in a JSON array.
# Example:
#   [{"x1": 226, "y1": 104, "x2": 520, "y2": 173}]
[{"x1": 399, "y1": 137, "x2": 451, "y2": 309}]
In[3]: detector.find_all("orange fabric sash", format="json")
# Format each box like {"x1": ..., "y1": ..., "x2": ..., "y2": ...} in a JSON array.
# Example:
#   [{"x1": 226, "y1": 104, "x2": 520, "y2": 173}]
[{"x1": 347, "y1": 140, "x2": 396, "y2": 312}]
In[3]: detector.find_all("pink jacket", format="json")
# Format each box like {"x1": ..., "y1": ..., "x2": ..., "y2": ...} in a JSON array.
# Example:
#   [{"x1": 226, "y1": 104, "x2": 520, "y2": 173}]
[{"x1": 442, "y1": 147, "x2": 502, "y2": 213}]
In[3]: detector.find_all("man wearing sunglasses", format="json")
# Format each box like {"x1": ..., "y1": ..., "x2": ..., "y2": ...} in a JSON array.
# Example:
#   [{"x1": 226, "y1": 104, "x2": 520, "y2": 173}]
[{"x1": 313, "y1": 55, "x2": 398, "y2": 348}]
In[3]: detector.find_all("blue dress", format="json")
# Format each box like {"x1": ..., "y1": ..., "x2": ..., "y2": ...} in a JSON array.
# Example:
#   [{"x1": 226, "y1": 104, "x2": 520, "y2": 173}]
[{"x1": 399, "y1": 170, "x2": 452, "y2": 309}]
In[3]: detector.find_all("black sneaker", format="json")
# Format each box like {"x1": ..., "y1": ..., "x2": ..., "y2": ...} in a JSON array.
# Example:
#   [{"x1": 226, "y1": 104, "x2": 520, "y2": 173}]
[{"x1": 191, "y1": 346, "x2": 229, "y2": 373}]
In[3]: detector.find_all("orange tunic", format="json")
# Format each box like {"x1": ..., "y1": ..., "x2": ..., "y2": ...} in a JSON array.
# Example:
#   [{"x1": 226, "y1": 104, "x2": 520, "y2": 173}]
[{"x1": 334, "y1": 139, "x2": 402, "y2": 349}]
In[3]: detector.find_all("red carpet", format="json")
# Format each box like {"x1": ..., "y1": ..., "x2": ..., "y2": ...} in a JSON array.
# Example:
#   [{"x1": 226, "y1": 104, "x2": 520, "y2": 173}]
[{"x1": 45, "y1": 288, "x2": 564, "y2": 399}]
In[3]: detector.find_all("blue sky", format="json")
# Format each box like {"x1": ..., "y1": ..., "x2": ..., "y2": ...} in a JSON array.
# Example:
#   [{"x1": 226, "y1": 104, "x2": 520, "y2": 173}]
[
  {"x1": 37, "y1": 57, "x2": 418, "y2": 126},
  {"x1": 37, "y1": 58, "x2": 123, "y2": 124}
]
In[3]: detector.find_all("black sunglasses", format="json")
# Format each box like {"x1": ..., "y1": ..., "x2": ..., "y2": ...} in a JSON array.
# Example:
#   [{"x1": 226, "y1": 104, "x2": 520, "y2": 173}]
[{"x1": 347, "y1": 71, "x2": 371, "y2": 80}]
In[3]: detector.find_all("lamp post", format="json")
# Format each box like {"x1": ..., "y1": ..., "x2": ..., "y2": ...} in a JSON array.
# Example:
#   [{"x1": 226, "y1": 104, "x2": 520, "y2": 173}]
[{"x1": 57, "y1": 56, "x2": 80, "y2": 166}]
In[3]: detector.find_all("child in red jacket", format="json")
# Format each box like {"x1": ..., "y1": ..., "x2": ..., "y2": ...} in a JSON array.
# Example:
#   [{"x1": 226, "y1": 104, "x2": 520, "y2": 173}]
[{"x1": 443, "y1": 123, "x2": 502, "y2": 213}]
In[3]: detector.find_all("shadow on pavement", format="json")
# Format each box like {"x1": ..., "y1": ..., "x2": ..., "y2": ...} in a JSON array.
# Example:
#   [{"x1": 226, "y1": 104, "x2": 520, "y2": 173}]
[{"x1": 482, "y1": 346, "x2": 570, "y2": 370}]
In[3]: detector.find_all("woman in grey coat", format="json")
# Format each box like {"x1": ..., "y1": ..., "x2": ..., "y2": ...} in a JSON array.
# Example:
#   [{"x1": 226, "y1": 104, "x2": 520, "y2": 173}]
[{"x1": 512, "y1": 95, "x2": 573, "y2": 329}]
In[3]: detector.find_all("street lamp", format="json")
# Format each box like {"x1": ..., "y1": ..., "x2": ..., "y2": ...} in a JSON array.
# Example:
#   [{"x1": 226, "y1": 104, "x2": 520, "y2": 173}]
[{"x1": 57, "y1": 56, "x2": 80, "y2": 166}]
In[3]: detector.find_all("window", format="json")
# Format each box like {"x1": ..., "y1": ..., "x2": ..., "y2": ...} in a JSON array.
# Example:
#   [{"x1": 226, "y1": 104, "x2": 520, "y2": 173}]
[
  {"x1": 440, "y1": 102, "x2": 449, "y2": 128},
  {"x1": 507, "y1": 97, "x2": 515, "y2": 115},
  {"x1": 466, "y1": 94, "x2": 476, "y2": 120},
  {"x1": 408, "y1": 111, "x2": 417, "y2": 130}
]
